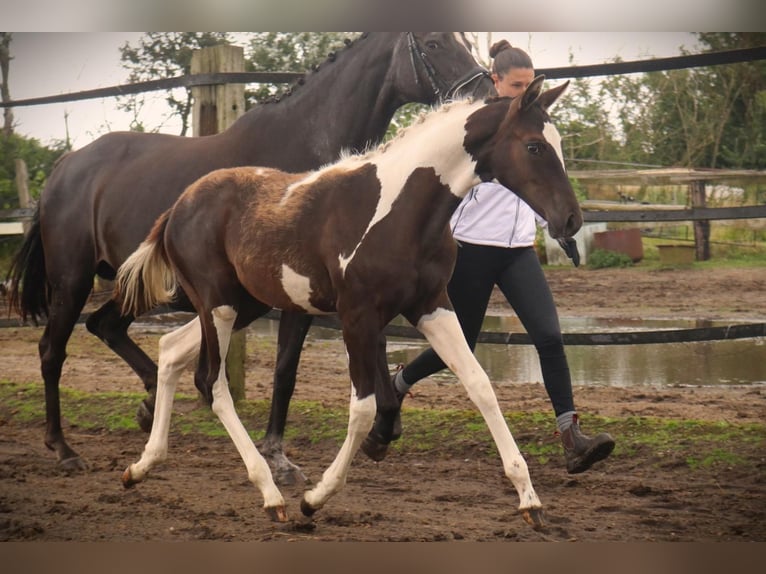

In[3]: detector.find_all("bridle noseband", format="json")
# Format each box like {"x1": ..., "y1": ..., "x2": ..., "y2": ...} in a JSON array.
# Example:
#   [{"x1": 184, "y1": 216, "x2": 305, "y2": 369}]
[{"x1": 406, "y1": 32, "x2": 492, "y2": 101}]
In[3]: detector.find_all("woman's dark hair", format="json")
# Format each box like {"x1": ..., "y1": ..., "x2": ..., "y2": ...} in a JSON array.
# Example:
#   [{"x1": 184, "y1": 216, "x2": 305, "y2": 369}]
[{"x1": 490, "y1": 40, "x2": 534, "y2": 76}]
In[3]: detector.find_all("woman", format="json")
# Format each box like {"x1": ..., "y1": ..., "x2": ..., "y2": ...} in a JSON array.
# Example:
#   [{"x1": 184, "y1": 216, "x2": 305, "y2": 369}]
[{"x1": 364, "y1": 40, "x2": 614, "y2": 474}]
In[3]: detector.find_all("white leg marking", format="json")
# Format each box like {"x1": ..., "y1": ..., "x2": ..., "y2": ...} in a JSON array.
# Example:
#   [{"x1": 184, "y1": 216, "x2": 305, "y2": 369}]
[
  {"x1": 417, "y1": 308, "x2": 542, "y2": 511},
  {"x1": 128, "y1": 317, "x2": 201, "y2": 482},
  {"x1": 209, "y1": 306, "x2": 284, "y2": 511},
  {"x1": 303, "y1": 393, "x2": 376, "y2": 511}
]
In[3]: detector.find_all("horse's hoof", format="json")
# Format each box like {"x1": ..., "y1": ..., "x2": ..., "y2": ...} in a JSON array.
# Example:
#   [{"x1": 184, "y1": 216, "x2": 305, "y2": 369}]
[
  {"x1": 274, "y1": 464, "x2": 309, "y2": 487},
  {"x1": 300, "y1": 497, "x2": 318, "y2": 517},
  {"x1": 520, "y1": 507, "x2": 546, "y2": 531},
  {"x1": 121, "y1": 467, "x2": 139, "y2": 489},
  {"x1": 58, "y1": 455, "x2": 87, "y2": 472},
  {"x1": 292, "y1": 514, "x2": 316, "y2": 532},
  {"x1": 264, "y1": 505, "x2": 289, "y2": 523},
  {"x1": 360, "y1": 430, "x2": 390, "y2": 462},
  {"x1": 136, "y1": 400, "x2": 154, "y2": 433}
]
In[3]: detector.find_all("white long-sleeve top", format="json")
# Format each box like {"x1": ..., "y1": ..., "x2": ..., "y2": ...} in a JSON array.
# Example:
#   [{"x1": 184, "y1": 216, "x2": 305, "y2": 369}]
[{"x1": 450, "y1": 181, "x2": 546, "y2": 248}]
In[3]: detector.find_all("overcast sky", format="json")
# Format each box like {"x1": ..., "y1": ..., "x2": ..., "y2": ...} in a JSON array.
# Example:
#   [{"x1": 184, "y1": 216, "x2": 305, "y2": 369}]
[{"x1": 7, "y1": 32, "x2": 700, "y2": 148}]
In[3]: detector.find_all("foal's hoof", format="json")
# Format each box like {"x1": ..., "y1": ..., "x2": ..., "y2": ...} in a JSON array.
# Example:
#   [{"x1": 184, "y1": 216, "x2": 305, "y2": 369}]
[
  {"x1": 300, "y1": 498, "x2": 319, "y2": 517},
  {"x1": 520, "y1": 507, "x2": 546, "y2": 531},
  {"x1": 264, "y1": 505, "x2": 289, "y2": 523},
  {"x1": 121, "y1": 467, "x2": 140, "y2": 489},
  {"x1": 136, "y1": 400, "x2": 154, "y2": 433},
  {"x1": 360, "y1": 429, "x2": 390, "y2": 462}
]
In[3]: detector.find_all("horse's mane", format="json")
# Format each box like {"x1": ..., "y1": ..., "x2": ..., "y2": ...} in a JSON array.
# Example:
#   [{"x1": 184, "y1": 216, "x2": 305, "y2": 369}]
[
  {"x1": 264, "y1": 33, "x2": 367, "y2": 105},
  {"x1": 351, "y1": 97, "x2": 480, "y2": 162}
]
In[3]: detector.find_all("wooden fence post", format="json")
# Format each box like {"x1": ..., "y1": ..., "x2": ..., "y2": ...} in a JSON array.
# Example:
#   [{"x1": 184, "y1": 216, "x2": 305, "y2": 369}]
[
  {"x1": 191, "y1": 44, "x2": 247, "y2": 402},
  {"x1": 14, "y1": 159, "x2": 30, "y2": 233},
  {"x1": 689, "y1": 179, "x2": 710, "y2": 261}
]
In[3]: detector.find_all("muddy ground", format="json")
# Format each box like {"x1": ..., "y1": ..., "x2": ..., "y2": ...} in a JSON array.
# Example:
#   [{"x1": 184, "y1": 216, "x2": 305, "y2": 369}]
[{"x1": 0, "y1": 265, "x2": 764, "y2": 541}]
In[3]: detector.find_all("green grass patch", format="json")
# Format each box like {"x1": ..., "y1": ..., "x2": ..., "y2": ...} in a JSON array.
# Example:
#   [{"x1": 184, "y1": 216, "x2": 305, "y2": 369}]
[{"x1": 2, "y1": 380, "x2": 762, "y2": 473}]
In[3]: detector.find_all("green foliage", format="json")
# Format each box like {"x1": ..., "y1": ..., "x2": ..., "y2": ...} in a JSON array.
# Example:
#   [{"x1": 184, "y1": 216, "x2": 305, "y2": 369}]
[
  {"x1": 588, "y1": 248, "x2": 634, "y2": 269},
  {"x1": 385, "y1": 102, "x2": 430, "y2": 141},
  {"x1": 117, "y1": 33, "x2": 359, "y2": 136},
  {"x1": 554, "y1": 71, "x2": 622, "y2": 165},
  {"x1": 555, "y1": 33, "x2": 766, "y2": 172},
  {"x1": 243, "y1": 32, "x2": 358, "y2": 105},
  {"x1": 0, "y1": 133, "x2": 67, "y2": 207},
  {"x1": 118, "y1": 32, "x2": 233, "y2": 135}
]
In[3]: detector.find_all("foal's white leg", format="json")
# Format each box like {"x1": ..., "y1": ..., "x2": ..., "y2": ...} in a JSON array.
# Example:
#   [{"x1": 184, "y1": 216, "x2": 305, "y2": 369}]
[
  {"x1": 123, "y1": 317, "x2": 201, "y2": 487},
  {"x1": 417, "y1": 308, "x2": 544, "y2": 527},
  {"x1": 208, "y1": 306, "x2": 287, "y2": 522},
  {"x1": 301, "y1": 390, "x2": 376, "y2": 515}
]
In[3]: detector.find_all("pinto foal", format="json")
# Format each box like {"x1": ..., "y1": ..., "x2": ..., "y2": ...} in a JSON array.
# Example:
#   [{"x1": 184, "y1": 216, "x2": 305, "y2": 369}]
[{"x1": 114, "y1": 75, "x2": 579, "y2": 529}]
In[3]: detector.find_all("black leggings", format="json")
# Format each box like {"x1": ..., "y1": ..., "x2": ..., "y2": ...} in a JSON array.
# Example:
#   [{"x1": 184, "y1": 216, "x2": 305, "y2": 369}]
[{"x1": 402, "y1": 242, "x2": 575, "y2": 416}]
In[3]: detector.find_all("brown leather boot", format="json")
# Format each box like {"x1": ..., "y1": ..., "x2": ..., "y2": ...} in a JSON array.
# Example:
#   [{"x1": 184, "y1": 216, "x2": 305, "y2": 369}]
[{"x1": 560, "y1": 415, "x2": 615, "y2": 474}]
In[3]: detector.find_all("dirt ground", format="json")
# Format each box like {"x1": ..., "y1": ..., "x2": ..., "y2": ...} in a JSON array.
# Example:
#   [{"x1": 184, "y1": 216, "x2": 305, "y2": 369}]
[{"x1": 0, "y1": 265, "x2": 764, "y2": 541}]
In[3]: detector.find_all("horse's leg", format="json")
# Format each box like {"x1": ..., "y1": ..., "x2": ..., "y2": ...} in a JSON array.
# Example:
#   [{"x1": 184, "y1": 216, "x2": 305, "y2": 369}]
[
  {"x1": 300, "y1": 318, "x2": 378, "y2": 516},
  {"x1": 261, "y1": 311, "x2": 312, "y2": 486},
  {"x1": 85, "y1": 299, "x2": 158, "y2": 432},
  {"x1": 122, "y1": 317, "x2": 201, "y2": 486},
  {"x1": 206, "y1": 306, "x2": 287, "y2": 522},
  {"x1": 39, "y1": 280, "x2": 94, "y2": 470},
  {"x1": 415, "y1": 307, "x2": 545, "y2": 530}
]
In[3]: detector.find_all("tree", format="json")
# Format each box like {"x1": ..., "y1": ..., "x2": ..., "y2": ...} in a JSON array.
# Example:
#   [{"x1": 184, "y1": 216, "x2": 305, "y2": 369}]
[
  {"x1": 243, "y1": 32, "x2": 358, "y2": 105},
  {"x1": 599, "y1": 33, "x2": 766, "y2": 170},
  {"x1": 553, "y1": 70, "x2": 623, "y2": 167},
  {"x1": 117, "y1": 33, "x2": 359, "y2": 135},
  {"x1": 0, "y1": 33, "x2": 66, "y2": 209},
  {"x1": 1, "y1": 32, "x2": 13, "y2": 137},
  {"x1": 695, "y1": 33, "x2": 766, "y2": 170},
  {"x1": 118, "y1": 33, "x2": 232, "y2": 136},
  {"x1": 0, "y1": 133, "x2": 67, "y2": 208}
]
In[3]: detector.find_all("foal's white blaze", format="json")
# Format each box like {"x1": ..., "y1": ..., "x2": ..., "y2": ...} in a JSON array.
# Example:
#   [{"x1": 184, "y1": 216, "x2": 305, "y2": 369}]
[
  {"x1": 416, "y1": 307, "x2": 542, "y2": 510},
  {"x1": 281, "y1": 263, "x2": 327, "y2": 314},
  {"x1": 338, "y1": 100, "x2": 482, "y2": 274},
  {"x1": 543, "y1": 121, "x2": 565, "y2": 169}
]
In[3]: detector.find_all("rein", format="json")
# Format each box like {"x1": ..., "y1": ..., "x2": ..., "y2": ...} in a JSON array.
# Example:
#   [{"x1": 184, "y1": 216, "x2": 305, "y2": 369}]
[{"x1": 406, "y1": 33, "x2": 491, "y2": 101}]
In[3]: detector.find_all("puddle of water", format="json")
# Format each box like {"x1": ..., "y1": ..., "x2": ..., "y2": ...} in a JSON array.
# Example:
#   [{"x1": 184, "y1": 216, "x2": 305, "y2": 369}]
[
  {"x1": 329, "y1": 315, "x2": 766, "y2": 388},
  {"x1": 136, "y1": 313, "x2": 766, "y2": 388},
  {"x1": 387, "y1": 335, "x2": 766, "y2": 388}
]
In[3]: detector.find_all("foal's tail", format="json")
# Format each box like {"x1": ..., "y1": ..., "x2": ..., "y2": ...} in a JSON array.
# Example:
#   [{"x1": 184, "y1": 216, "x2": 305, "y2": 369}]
[
  {"x1": 6, "y1": 206, "x2": 49, "y2": 324},
  {"x1": 114, "y1": 210, "x2": 177, "y2": 317}
]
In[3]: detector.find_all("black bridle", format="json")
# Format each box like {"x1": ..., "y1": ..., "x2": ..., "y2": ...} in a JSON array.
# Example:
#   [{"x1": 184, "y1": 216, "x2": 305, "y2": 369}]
[{"x1": 406, "y1": 32, "x2": 492, "y2": 101}]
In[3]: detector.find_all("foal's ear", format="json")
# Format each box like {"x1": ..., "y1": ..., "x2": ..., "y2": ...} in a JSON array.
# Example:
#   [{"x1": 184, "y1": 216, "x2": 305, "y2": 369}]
[
  {"x1": 520, "y1": 75, "x2": 547, "y2": 111},
  {"x1": 537, "y1": 80, "x2": 570, "y2": 111}
]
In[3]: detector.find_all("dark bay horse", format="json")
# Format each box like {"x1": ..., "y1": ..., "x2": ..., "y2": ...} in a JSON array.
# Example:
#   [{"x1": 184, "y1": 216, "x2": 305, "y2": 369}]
[
  {"x1": 6, "y1": 33, "x2": 492, "y2": 473},
  {"x1": 114, "y1": 77, "x2": 580, "y2": 529}
]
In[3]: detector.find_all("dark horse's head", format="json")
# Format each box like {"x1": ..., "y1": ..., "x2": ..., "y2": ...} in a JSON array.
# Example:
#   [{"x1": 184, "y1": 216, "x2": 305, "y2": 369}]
[
  {"x1": 392, "y1": 33, "x2": 495, "y2": 104},
  {"x1": 464, "y1": 75, "x2": 582, "y2": 239}
]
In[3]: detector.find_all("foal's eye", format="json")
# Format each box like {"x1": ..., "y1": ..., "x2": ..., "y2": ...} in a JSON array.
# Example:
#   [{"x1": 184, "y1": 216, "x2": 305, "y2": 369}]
[{"x1": 526, "y1": 143, "x2": 544, "y2": 155}]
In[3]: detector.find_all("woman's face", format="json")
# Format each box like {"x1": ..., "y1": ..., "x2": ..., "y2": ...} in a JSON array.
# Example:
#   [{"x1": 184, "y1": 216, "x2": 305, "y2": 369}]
[{"x1": 493, "y1": 67, "x2": 535, "y2": 98}]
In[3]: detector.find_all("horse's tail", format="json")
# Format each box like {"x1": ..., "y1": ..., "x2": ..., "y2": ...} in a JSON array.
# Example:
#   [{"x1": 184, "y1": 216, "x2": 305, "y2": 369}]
[
  {"x1": 114, "y1": 210, "x2": 177, "y2": 317},
  {"x1": 6, "y1": 206, "x2": 49, "y2": 324}
]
